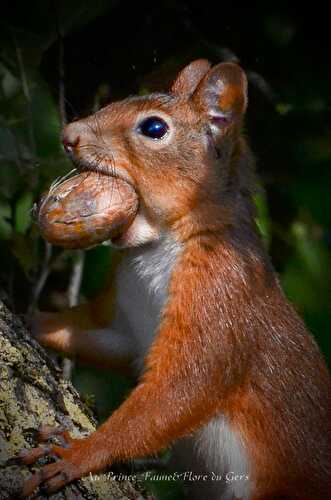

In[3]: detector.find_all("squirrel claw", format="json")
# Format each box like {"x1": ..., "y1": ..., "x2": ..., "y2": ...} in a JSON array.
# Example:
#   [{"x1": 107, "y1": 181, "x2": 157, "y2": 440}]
[
  {"x1": 18, "y1": 427, "x2": 90, "y2": 497},
  {"x1": 36, "y1": 424, "x2": 73, "y2": 448},
  {"x1": 21, "y1": 462, "x2": 73, "y2": 497}
]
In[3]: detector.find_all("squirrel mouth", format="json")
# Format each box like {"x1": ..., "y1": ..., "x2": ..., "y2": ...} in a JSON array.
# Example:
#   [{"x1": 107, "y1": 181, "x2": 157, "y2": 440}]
[{"x1": 70, "y1": 156, "x2": 137, "y2": 196}]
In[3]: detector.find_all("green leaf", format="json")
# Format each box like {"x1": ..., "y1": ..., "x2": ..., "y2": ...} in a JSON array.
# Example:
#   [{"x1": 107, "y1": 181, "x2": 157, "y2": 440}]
[
  {"x1": 275, "y1": 102, "x2": 292, "y2": 115},
  {"x1": 254, "y1": 189, "x2": 271, "y2": 248},
  {"x1": 15, "y1": 191, "x2": 33, "y2": 234},
  {"x1": 0, "y1": 198, "x2": 12, "y2": 240},
  {"x1": 291, "y1": 222, "x2": 327, "y2": 281},
  {"x1": 30, "y1": 78, "x2": 62, "y2": 157},
  {"x1": 11, "y1": 233, "x2": 37, "y2": 276},
  {"x1": 281, "y1": 221, "x2": 331, "y2": 311},
  {"x1": 0, "y1": 62, "x2": 20, "y2": 99},
  {"x1": 81, "y1": 245, "x2": 115, "y2": 297}
]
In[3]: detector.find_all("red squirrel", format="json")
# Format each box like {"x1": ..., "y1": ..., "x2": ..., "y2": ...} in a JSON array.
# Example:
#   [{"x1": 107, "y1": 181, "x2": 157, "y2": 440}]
[{"x1": 20, "y1": 60, "x2": 331, "y2": 500}]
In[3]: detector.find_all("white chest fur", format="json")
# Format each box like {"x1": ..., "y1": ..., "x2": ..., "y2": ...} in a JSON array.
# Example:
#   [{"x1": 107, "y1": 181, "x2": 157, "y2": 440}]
[{"x1": 116, "y1": 236, "x2": 182, "y2": 369}]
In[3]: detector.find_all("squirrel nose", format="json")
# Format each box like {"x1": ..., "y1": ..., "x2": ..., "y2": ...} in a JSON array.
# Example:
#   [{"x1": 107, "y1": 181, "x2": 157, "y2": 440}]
[{"x1": 62, "y1": 125, "x2": 80, "y2": 155}]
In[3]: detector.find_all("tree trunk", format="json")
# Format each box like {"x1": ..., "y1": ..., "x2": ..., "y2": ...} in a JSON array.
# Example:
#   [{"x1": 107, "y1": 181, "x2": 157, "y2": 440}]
[{"x1": 0, "y1": 300, "x2": 150, "y2": 500}]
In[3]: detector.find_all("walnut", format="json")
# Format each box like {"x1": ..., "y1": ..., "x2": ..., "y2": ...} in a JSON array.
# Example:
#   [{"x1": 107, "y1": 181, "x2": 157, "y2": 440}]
[{"x1": 37, "y1": 171, "x2": 138, "y2": 249}]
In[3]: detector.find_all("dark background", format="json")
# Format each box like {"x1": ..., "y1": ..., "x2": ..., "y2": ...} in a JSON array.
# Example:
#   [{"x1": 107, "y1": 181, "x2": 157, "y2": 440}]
[{"x1": 0, "y1": 2, "x2": 330, "y2": 497}]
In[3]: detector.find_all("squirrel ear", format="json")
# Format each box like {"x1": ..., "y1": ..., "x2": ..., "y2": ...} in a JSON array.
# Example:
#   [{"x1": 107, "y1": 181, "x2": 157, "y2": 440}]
[
  {"x1": 171, "y1": 59, "x2": 211, "y2": 96},
  {"x1": 192, "y1": 62, "x2": 247, "y2": 137}
]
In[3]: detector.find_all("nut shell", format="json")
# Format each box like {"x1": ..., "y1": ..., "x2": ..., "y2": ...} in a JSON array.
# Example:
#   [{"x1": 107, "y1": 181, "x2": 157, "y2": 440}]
[{"x1": 37, "y1": 171, "x2": 138, "y2": 249}]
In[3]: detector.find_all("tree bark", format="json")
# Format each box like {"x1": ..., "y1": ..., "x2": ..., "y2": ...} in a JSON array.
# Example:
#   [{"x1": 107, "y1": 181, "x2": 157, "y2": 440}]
[{"x1": 0, "y1": 300, "x2": 150, "y2": 500}]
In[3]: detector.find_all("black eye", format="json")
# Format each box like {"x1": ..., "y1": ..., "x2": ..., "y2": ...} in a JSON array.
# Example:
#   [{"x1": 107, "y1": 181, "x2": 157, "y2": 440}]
[{"x1": 138, "y1": 116, "x2": 169, "y2": 140}]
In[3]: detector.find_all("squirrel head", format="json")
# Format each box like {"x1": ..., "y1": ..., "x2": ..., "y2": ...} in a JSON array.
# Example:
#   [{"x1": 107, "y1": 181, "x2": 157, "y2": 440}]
[{"x1": 62, "y1": 60, "x2": 251, "y2": 246}]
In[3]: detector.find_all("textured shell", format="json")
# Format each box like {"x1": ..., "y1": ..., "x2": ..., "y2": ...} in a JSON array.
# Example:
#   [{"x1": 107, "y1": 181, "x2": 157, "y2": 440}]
[{"x1": 37, "y1": 171, "x2": 138, "y2": 249}]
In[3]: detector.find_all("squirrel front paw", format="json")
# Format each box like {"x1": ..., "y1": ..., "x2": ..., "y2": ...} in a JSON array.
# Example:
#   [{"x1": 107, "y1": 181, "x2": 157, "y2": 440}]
[
  {"x1": 18, "y1": 425, "x2": 95, "y2": 496},
  {"x1": 27, "y1": 311, "x2": 75, "y2": 353}
]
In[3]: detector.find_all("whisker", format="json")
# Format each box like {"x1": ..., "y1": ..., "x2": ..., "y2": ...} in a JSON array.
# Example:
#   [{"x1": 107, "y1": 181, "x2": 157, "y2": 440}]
[
  {"x1": 48, "y1": 168, "x2": 78, "y2": 194},
  {"x1": 77, "y1": 143, "x2": 102, "y2": 150}
]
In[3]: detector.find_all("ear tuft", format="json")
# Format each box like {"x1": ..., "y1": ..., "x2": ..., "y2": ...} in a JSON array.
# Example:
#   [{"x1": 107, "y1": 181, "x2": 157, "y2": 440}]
[
  {"x1": 171, "y1": 59, "x2": 211, "y2": 96},
  {"x1": 192, "y1": 63, "x2": 247, "y2": 137}
]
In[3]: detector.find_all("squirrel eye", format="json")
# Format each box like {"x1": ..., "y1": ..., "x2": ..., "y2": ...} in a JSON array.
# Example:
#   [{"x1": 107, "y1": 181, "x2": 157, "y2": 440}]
[{"x1": 138, "y1": 116, "x2": 169, "y2": 140}]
